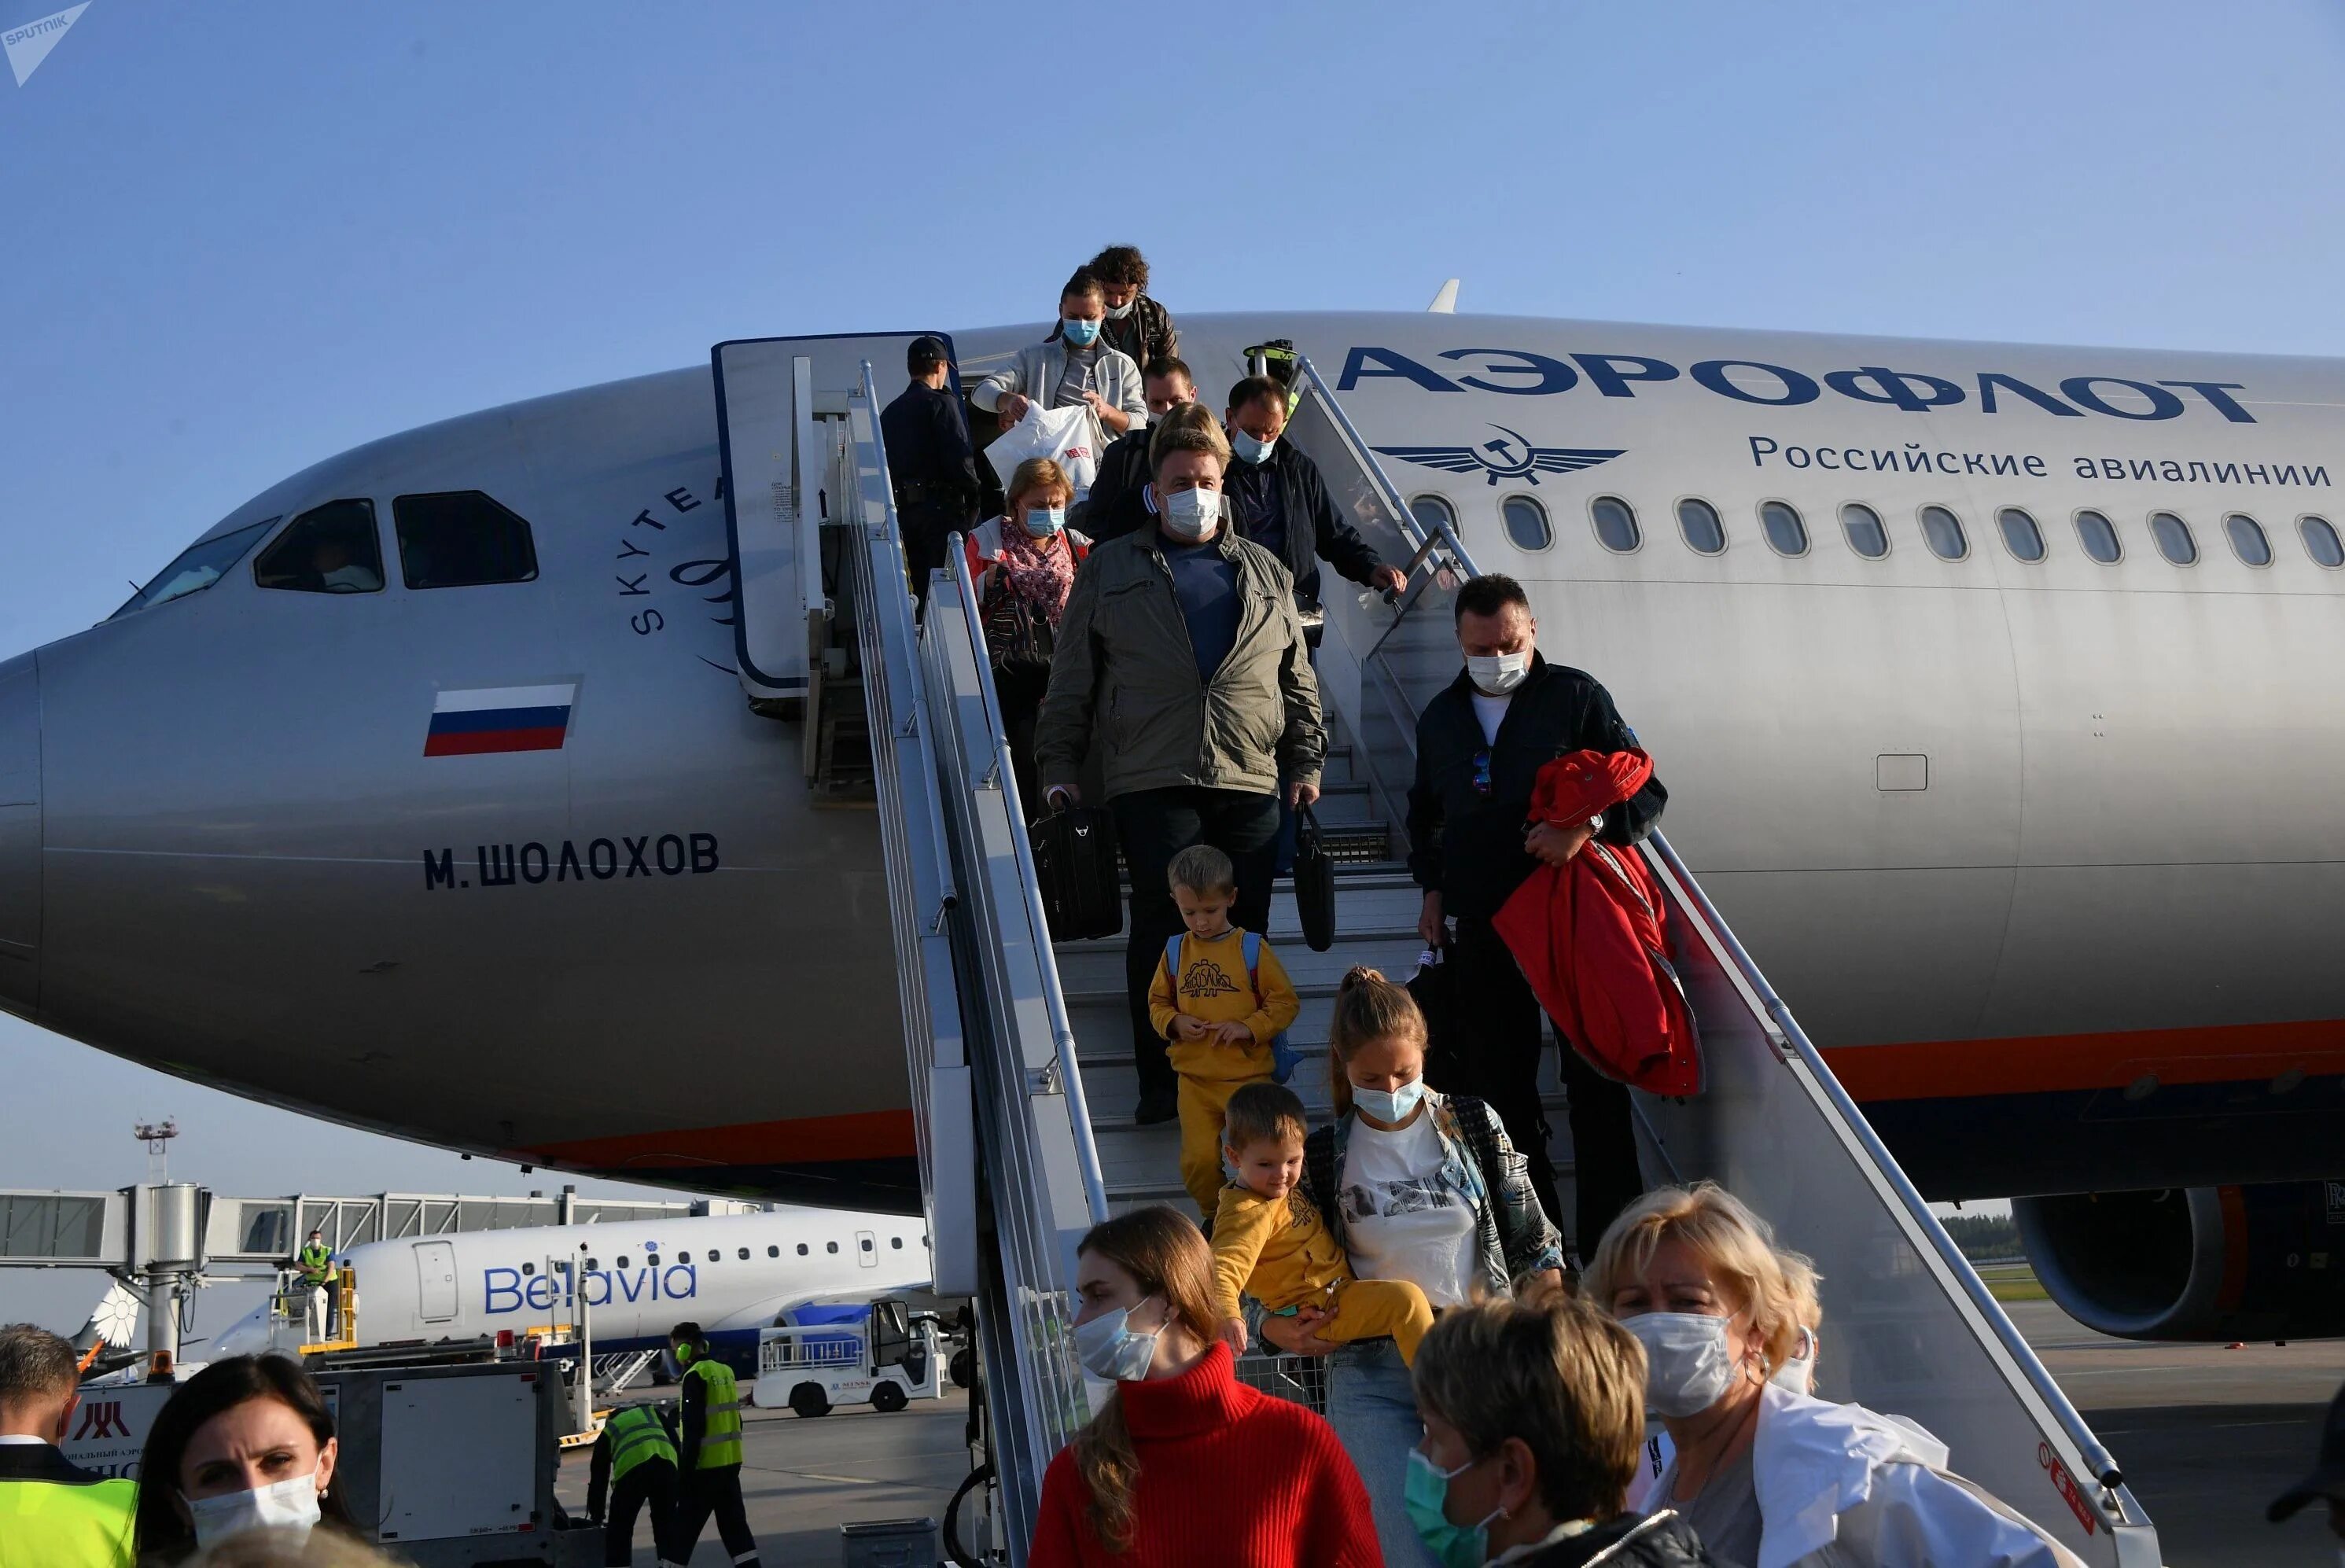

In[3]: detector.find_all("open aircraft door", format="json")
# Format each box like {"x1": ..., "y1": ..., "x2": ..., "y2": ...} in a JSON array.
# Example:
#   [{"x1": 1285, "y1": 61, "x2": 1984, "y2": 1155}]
[{"x1": 712, "y1": 333, "x2": 962, "y2": 708}]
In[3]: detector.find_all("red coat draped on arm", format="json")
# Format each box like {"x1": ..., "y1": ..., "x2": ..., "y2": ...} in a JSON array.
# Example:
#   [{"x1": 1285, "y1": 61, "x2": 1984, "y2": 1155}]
[{"x1": 1490, "y1": 749, "x2": 1702, "y2": 1096}]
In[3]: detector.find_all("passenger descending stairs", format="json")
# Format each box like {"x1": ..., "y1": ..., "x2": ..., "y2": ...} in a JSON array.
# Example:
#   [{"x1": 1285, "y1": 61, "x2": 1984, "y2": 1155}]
[{"x1": 1060, "y1": 720, "x2": 1585, "y2": 1230}]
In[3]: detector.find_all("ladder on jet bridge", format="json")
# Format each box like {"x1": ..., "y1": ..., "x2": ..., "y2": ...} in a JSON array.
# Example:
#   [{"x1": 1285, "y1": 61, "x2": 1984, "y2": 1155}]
[{"x1": 710, "y1": 340, "x2": 2162, "y2": 1566}]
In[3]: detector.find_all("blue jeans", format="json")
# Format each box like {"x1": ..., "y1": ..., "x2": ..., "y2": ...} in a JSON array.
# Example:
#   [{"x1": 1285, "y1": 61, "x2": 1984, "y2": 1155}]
[{"x1": 1324, "y1": 1339, "x2": 1438, "y2": 1566}]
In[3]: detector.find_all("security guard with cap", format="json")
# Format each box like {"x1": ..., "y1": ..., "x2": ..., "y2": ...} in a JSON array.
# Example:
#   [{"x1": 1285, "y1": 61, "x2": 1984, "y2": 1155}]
[
  {"x1": 0, "y1": 1322, "x2": 136, "y2": 1568},
  {"x1": 879, "y1": 334, "x2": 980, "y2": 608},
  {"x1": 586, "y1": 1399, "x2": 679, "y2": 1567},
  {"x1": 667, "y1": 1321, "x2": 761, "y2": 1567},
  {"x1": 294, "y1": 1228, "x2": 336, "y2": 1342}
]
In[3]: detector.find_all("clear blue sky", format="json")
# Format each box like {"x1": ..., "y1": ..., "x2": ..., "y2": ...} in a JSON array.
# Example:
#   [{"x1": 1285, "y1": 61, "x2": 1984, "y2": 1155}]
[{"x1": 0, "y1": 0, "x2": 2331, "y2": 1325}]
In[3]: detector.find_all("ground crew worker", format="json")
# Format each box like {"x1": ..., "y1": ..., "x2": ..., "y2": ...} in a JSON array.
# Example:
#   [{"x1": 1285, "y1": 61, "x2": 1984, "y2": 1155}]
[
  {"x1": 586, "y1": 1400, "x2": 679, "y2": 1568},
  {"x1": 0, "y1": 1322, "x2": 138, "y2": 1568},
  {"x1": 294, "y1": 1228, "x2": 336, "y2": 1343},
  {"x1": 667, "y1": 1321, "x2": 761, "y2": 1567},
  {"x1": 879, "y1": 334, "x2": 980, "y2": 606}
]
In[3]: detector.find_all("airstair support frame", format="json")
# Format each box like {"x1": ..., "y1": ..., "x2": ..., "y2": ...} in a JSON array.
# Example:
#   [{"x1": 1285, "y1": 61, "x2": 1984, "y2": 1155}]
[
  {"x1": 1283, "y1": 355, "x2": 2160, "y2": 1568},
  {"x1": 836, "y1": 362, "x2": 1110, "y2": 1563}
]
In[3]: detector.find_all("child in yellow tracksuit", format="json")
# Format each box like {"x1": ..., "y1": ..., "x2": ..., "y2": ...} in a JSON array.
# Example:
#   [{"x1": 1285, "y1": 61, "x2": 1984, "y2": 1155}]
[
  {"x1": 1209, "y1": 1081, "x2": 1434, "y2": 1364},
  {"x1": 1147, "y1": 845, "x2": 1301, "y2": 1218}
]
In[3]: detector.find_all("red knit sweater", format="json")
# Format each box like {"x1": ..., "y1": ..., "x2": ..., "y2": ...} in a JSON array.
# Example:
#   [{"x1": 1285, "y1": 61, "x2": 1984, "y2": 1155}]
[{"x1": 1029, "y1": 1342, "x2": 1383, "y2": 1567}]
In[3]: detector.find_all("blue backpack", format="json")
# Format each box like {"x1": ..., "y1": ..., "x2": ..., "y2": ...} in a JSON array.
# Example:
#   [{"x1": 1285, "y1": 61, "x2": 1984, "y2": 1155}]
[{"x1": 1165, "y1": 930, "x2": 1300, "y2": 1085}]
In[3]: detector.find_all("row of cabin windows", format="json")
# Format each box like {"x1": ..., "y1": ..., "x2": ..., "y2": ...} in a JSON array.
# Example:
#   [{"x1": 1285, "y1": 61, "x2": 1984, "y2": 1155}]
[
  {"x1": 576, "y1": 1234, "x2": 922, "y2": 1269},
  {"x1": 1415, "y1": 492, "x2": 2345, "y2": 572},
  {"x1": 114, "y1": 491, "x2": 537, "y2": 617}
]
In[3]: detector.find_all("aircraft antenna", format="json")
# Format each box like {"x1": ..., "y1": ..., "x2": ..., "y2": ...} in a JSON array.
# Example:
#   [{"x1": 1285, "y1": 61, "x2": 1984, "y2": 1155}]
[{"x1": 132, "y1": 1117, "x2": 179, "y2": 1183}]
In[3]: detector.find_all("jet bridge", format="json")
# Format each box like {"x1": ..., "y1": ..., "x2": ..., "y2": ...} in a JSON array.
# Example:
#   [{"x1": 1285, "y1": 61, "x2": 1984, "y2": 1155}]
[{"x1": 712, "y1": 342, "x2": 2160, "y2": 1565}]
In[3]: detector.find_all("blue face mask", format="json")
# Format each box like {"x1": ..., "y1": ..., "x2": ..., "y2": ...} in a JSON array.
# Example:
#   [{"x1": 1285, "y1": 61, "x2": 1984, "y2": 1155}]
[
  {"x1": 1229, "y1": 426, "x2": 1278, "y2": 465},
  {"x1": 1023, "y1": 506, "x2": 1066, "y2": 538},
  {"x1": 1352, "y1": 1077, "x2": 1427, "y2": 1124},
  {"x1": 1062, "y1": 316, "x2": 1103, "y2": 348},
  {"x1": 1404, "y1": 1448, "x2": 1501, "y2": 1568},
  {"x1": 1073, "y1": 1296, "x2": 1161, "y2": 1382}
]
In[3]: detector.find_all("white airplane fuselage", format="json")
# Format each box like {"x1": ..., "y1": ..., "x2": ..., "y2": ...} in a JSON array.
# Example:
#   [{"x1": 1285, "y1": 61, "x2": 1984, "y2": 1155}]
[
  {"x1": 211, "y1": 1209, "x2": 930, "y2": 1367},
  {"x1": 6, "y1": 311, "x2": 2343, "y2": 1216}
]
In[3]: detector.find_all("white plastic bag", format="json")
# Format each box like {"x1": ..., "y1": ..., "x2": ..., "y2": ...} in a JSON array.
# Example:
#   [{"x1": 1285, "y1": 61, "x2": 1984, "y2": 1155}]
[{"x1": 984, "y1": 402, "x2": 1102, "y2": 500}]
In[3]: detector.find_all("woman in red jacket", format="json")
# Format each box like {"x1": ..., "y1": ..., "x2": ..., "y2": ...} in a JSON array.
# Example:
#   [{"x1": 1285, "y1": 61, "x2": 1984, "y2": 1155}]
[{"x1": 1031, "y1": 1205, "x2": 1384, "y2": 1566}]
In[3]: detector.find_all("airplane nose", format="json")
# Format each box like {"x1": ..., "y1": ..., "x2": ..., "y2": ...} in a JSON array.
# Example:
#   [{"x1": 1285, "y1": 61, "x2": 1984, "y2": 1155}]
[{"x1": 0, "y1": 653, "x2": 40, "y2": 1013}]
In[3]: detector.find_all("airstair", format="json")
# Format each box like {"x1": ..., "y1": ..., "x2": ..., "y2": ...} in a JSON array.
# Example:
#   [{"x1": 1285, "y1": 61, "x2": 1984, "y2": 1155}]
[{"x1": 712, "y1": 339, "x2": 2161, "y2": 1566}]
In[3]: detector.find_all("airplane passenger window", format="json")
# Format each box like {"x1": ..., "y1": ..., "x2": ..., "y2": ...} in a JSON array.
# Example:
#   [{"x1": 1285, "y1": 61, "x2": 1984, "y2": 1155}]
[
  {"x1": 826, "y1": 1241, "x2": 838, "y2": 1253},
  {"x1": 797, "y1": 1244, "x2": 808, "y2": 1256},
  {"x1": 586, "y1": 1258, "x2": 598, "y2": 1270},
  {"x1": 1501, "y1": 495, "x2": 1552, "y2": 551},
  {"x1": 1588, "y1": 496, "x2": 1640, "y2": 552},
  {"x1": 392, "y1": 491, "x2": 539, "y2": 589},
  {"x1": 860, "y1": 1236, "x2": 874, "y2": 1252},
  {"x1": 113, "y1": 517, "x2": 278, "y2": 618},
  {"x1": 1759, "y1": 501, "x2": 1809, "y2": 557},
  {"x1": 1839, "y1": 503, "x2": 1888, "y2": 559},
  {"x1": 2150, "y1": 511, "x2": 2197, "y2": 565},
  {"x1": 2299, "y1": 516, "x2": 2344, "y2": 569},
  {"x1": 891, "y1": 1236, "x2": 904, "y2": 1249},
  {"x1": 1409, "y1": 494, "x2": 1458, "y2": 541},
  {"x1": 738, "y1": 1247, "x2": 750, "y2": 1260},
  {"x1": 521, "y1": 1262, "x2": 534, "y2": 1275},
  {"x1": 2224, "y1": 513, "x2": 2272, "y2": 566},
  {"x1": 617, "y1": 1256, "x2": 628, "y2": 1269},
  {"x1": 1675, "y1": 499, "x2": 1725, "y2": 554},
  {"x1": 1997, "y1": 508, "x2": 2046, "y2": 562},
  {"x1": 1919, "y1": 506, "x2": 1969, "y2": 561},
  {"x1": 254, "y1": 499, "x2": 385, "y2": 594},
  {"x1": 2074, "y1": 510, "x2": 2122, "y2": 563}
]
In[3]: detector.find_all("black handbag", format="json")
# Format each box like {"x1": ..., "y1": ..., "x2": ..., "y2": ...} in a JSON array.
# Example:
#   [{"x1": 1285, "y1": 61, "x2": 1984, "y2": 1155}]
[
  {"x1": 1292, "y1": 803, "x2": 1337, "y2": 952},
  {"x1": 1029, "y1": 800, "x2": 1123, "y2": 941}
]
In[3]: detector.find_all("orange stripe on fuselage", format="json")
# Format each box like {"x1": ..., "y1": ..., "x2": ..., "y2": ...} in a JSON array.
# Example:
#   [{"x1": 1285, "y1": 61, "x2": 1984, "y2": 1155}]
[
  {"x1": 522, "y1": 1110, "x2": 918, "y2": 1170},
  {"x1": 1820, "y1": 1018, "x2": 2345, "y2": 1102}
]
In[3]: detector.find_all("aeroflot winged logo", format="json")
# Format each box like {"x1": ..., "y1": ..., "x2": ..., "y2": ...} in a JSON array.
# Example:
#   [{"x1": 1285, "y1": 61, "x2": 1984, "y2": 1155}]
[{"x1": 1375, "y1": 425, "x2": 1624, "y2": 486}]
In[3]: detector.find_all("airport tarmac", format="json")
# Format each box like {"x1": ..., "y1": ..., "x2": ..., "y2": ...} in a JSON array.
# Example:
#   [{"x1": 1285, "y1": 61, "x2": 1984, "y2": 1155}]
[{"x1": 562, "y1": 1308, "x2": 2345, "y2": 1567}]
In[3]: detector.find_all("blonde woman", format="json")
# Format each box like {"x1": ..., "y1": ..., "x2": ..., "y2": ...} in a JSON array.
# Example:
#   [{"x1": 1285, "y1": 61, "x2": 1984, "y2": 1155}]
[
  {"x1": 1589, "y1": 1185, "x2": 2085, "y2": 1568},
  {"x1": 966, "y1": 456, "x2": 1091, "y2": 808},
  {"x1": 1029, "y1": 1205, "x2": 1379, "y2": 1566}
]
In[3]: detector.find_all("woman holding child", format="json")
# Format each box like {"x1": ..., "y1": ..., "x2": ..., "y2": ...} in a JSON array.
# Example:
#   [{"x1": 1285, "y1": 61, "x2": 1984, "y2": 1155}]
[
  {"x1": 1031, "y1": 1205, "x2": 1382, "y2": 1566},
  {"x1": 1254, "y1": 966, "x2": 1566, "y2": 1566},
  {"x1": 967, "y1": 456, "x2": 1091, "y2": 809}
]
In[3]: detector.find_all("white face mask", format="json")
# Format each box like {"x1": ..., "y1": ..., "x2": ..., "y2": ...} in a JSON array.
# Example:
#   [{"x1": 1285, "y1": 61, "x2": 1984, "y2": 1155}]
[
  {"x1": 1769, "y1": 1327, "x2": 1817, "y2": 1394},
  {"x1": 1467, "y1": 650, "x2": 1530, "y2": 694},
  {"x1": 1625, "y1": 1312, "x2": 1741, "y2": 1419},
  {"x1": 186, "y1": 1470, "x2": 324, "y2": 1547},
  {"x1": 1073, "y1": 1296, "x2": 1161, "y2": 1382},
  {"x1": 1105, "y1": 297, "x2": 1136, "y2": 320},
  {"x1": 1159, "y1": 487, "x2": 1221, "y2": 543}
]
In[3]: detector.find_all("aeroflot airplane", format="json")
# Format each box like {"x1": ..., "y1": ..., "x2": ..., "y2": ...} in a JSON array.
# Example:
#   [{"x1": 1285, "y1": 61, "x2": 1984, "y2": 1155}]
[
  {"x1": 6, "y1": 309, "x2": 2343, "y2": 1341},
  {"x1": 209, "y1": 1209, "x2": 929, "y2": 1370}
]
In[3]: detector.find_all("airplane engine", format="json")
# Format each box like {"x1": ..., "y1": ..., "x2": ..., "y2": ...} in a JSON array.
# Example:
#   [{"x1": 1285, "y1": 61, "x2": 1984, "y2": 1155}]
[{"x1": 2015, "y1": 1182, "x2": 2345, "y2": 1342}]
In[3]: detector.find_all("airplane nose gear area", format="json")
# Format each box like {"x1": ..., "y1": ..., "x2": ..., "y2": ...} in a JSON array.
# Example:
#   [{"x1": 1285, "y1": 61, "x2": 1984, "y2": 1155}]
[{"x1": 0, "y1": 651, "x2": 41, "y2": 1014}]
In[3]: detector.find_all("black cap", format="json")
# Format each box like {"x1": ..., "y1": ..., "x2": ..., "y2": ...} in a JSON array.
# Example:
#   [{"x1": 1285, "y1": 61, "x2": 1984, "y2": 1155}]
[
  {"x1": 668, "y1": 1320, "x2": 704, "y2": 1344},
  {"x1": 2268, "y1": 1378, "x2": 2345, "y2": 1522}
]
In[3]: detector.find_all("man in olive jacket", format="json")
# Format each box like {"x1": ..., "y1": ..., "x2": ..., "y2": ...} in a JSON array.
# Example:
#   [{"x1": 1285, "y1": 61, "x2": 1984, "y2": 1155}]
[{"x1": 1036, "y1": 405, "x2": 1323, "y2": 1122}]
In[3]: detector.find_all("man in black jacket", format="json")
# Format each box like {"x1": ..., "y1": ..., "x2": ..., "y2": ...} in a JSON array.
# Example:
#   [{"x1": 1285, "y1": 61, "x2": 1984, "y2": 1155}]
[
  {"x1": 1075, "y1": 356, "x2": 1198, "y2": 542},
  {"x1": 878, "y1": 335, "x2": 979, "y2": 605},
  {"x1": 1406, "y1": 573, "x2": 1666, "y2": 1254},
  {"x1": 1222, "y1": 375, "x2": 1408, "y2": 612}
]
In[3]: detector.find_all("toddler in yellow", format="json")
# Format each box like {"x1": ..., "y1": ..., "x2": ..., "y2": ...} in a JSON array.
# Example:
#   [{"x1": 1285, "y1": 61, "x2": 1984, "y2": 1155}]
[
  {"x1": 1147, "y1": 845, "x2": 1300, "y2": 1217},
  {"x1": 1209, "y1": 1082, "x2": 1434, "y2": 1364}
]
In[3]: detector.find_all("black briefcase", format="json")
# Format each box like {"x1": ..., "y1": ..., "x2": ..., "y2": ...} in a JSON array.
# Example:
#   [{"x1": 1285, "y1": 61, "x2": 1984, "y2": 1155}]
[
  {"x1": 1293, "y1": 803, "x2": 1338, "y2": 952},
  {"x1": 1029, "y1": 801, "x2": 1124, "y2": 942}
]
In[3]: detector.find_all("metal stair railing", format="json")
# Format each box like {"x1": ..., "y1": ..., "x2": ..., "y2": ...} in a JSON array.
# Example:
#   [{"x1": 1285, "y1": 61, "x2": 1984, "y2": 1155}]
[
  {"x1": 844, "y1": 363, "x2": 1109, "y2": 1565},
  {"x1": 1278, "y1": 354, "x2": 2160, "y2": 1567}
]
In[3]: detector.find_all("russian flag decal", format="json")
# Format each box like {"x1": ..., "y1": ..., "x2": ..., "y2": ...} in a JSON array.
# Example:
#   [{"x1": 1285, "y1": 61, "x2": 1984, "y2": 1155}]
[{"x1": 425, "y1": 684, "x2": 576, "y2": 757}]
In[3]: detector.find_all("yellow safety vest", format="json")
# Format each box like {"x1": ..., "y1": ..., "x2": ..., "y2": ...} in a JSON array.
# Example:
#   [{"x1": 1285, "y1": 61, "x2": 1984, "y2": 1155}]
[
  {"x1": 0, "y1": 1473, "x2": 138, "y2": 1568},
  {"x1": 603, "y1": 1404, "x2": 676, "y2": 1485},
  {"x1": 685, "y1": 1358, "x2": 743, "y2": 1469},
  {"x1": 297, "y1": 1243, "x2": 333, "y2": 1287}
]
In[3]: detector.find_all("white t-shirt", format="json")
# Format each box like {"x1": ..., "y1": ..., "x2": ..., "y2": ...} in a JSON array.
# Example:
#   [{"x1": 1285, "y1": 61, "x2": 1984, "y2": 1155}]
[
  {"x1": 1338, "y1": 1110, "x2": 1478, "y2": 1308},
  {"x1": 1470, "y1": 689, "x2": 1512, "y2": 745}
]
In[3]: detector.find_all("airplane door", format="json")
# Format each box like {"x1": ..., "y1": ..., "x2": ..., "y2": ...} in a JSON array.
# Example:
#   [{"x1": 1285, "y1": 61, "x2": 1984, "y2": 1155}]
[
  {"x1": 854, "y1": 1228, "x2": 878, "y2": 1269},
  {"x1": 414, "y1": 1240, "x2": 457, "y2": 1323},
  {"x1": 711, "y1": 331, "x2": 960, "y2": 704}
]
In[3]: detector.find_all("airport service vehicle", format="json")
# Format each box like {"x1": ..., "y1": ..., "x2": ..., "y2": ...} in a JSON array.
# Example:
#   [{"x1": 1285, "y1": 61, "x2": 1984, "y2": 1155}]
[
  {"x1": 753, "y1": 1297, "x2": 945, "y2": 1418},
  {"x1": 211, "y1": 1207, "x2": 930, "y2": 1374}
]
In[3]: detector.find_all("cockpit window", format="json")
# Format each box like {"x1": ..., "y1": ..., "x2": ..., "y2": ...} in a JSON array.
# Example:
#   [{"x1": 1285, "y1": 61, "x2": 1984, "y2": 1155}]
[
  {"x1": 393, "y1": 491, "x2": 539, "y2": 589},
  {"x1": 112, "y1": 517, "x2": 278, "y2": 618},
  {"x1": 254, "y1": 499, "x2": 385, "y2": 594}
]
